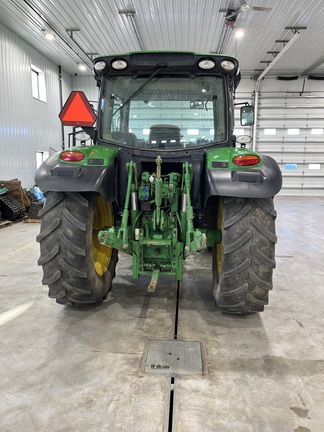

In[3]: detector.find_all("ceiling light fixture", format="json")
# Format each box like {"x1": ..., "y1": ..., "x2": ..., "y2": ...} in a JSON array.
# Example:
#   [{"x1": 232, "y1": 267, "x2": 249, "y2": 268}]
[
  {"x1": 234, "y1": 29, "x2": 245, "y2": 39},
  {"x1": 43, "y1": 30, "x2": 55, "y2": 40},
  {"x1": 240, "y1": 3, "x2": 250, "y2": 12},
  {"x1": 77, "y1": 63, "x2": 87, "y2": 71}
]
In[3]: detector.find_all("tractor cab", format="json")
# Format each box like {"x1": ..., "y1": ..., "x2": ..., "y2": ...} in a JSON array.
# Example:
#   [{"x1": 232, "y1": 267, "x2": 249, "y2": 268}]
[{"x1": 93, "y1": 52, "x2": 243, "y2": 154}]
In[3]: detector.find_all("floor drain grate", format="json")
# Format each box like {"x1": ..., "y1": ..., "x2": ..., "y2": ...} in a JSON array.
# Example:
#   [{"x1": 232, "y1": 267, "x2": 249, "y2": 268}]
[{"x1": 141, "y1": 339, "x2": 204, "y2": 376}]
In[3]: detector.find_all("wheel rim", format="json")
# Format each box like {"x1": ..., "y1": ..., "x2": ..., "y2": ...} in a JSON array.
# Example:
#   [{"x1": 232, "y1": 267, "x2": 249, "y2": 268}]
[{"x1": 92, "y1": 195, "x2": 113, "y2": 276}]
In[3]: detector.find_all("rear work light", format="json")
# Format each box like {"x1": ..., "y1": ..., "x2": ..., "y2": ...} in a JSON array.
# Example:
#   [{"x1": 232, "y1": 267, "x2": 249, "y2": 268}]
[
  {"x1": 60, "y1": 151, "x2": 85, "y2": 162},
  {"x1": 220, "y1": 60, "x2": 235, "y2": 71},
  {"x1": 94, "y1": 60, "x2": 106, "y2": 71},
  {"x1": 111, "y1": 59, "x2": 128, "y2": 70},
  {"x1": 232, "y1": 155, "x2": 261, "y2": 166},
  {"x1": 198, "y1": 59, "x2": 215, "y2": 70}
]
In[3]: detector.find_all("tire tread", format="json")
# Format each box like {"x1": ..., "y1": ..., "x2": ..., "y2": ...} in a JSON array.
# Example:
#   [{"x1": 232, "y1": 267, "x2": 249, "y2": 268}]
[
  {"x1": 37, "y1": 192, "x2": 118, "y2": 307},
  {"x1": 214, "y1": 197, "x2": 277, "y2": 314}
]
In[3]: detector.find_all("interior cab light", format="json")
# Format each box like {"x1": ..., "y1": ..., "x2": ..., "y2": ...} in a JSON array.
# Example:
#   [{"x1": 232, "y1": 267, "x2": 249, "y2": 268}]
[
  {"x1": 232, "y1": 155, "x2": 260, "y2": 166},
  {"x1": 60, "y1": 151, "x2": 85, "y2": 162}
]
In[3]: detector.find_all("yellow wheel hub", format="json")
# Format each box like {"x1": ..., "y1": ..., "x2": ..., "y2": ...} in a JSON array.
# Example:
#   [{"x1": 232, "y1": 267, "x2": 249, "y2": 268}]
[{"x1": 92, "y1": 195, "x2": 113, "y2": 276}]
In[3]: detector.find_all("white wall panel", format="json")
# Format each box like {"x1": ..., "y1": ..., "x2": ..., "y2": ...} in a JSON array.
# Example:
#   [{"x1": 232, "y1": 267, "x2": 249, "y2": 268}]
[
  {"x1": 0, "y1": 22, "x2": 72, "y2": 188},
  {"x1": 72, "y1": 75, "x2": 98, "y2": 102}
]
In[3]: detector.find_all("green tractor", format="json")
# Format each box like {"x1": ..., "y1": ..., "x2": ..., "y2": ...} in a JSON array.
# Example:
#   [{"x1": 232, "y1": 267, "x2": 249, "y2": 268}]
[{"x1": 36, "y1": 52, "x2": 282, "y2": 314}]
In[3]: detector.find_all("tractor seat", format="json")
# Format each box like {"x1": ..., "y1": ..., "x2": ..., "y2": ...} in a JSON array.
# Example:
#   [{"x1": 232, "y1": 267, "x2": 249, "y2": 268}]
[
  {"x1": 111, "y1": 131, "x2": 137, "y2": 146},
  {"x1": 149, "y1": 124, "x2": 182, "y2": 148}
]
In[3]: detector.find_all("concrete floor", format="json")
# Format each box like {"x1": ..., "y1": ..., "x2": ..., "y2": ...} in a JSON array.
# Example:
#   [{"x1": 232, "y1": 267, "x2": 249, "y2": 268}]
[{"x1": 0, "y1": 196, "x2": 323, "y2": 432}]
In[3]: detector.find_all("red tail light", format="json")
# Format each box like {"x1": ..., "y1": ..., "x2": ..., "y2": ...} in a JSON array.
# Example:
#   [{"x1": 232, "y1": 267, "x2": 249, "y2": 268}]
[
  {"x1": 232, "y1": 155, "x2": 260, "y2": 166},
  {"x1": 60, "y1": 151, "x2": 85, "y2": 162}
]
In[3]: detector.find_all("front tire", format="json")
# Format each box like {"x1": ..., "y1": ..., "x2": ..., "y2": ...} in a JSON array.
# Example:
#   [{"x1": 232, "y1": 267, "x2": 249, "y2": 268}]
[
  {"x1": 213, "y1": 197, "x2": 277, "y2": 314},
  {"x1": 37, "y1": 192, "x2": 118, "y2": 306}
]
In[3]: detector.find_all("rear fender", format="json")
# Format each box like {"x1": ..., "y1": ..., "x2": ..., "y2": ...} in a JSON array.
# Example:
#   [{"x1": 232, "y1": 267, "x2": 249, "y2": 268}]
[
  {"x1": 35, "y1": 145, "x2": 118, "y2": 202},
  {"x1": 204, "y1": 148, "x2": 282, "y2": 203}
]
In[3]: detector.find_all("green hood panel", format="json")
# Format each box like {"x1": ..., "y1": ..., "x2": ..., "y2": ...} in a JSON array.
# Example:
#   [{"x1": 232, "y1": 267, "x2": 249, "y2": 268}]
[{"x1": 206, "y1": 147, "x2": 263, "y2": 170}]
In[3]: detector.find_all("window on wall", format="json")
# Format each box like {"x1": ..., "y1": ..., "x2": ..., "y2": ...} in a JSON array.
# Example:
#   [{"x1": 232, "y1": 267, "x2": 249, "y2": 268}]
[
  {"x1": 31, "y1": 65, "x2": 46, "y2": 102},
  {"x1": 311, "y1": 128, "x2": 323, "y2": 135},
  {"x1": 264, "y1": 128, "x2": 276, "y2": 135},
  {"x1": 309, "y1": 164, "x2": 321, "y2": 170},
  {"x1": 287, "y1": 128, "x2": 300, "y2": 135}
]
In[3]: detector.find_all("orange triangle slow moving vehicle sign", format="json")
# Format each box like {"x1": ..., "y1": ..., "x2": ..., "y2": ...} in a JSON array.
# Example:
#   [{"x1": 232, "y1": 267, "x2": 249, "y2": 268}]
[{"x1": 59, "y1": 91, "x2": 97, "y2": 127}]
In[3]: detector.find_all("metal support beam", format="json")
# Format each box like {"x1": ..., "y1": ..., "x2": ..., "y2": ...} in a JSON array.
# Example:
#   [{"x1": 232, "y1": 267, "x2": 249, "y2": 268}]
[
  {"x1": 65, "y1": 29, "x2": 93, "y2": 69},
  {"x1": 252, "y1": 31, "x2": 301, "y2": 151},
  {"x1": 118, "y1": 9, "x2": 145, "y2": 50},
  {"x1": 86, "y1": 53, "x2": 99, "y2": 61},
  {"x1": 285, "y1": 26, "x2": 307, "y2": 33},
  {"x1": 275, "y1": 39, "x2": 289, "y2": 45}
]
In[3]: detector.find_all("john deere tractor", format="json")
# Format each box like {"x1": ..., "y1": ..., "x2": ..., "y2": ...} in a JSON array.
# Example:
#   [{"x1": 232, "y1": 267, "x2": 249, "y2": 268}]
[{"x1": 36, "y1": 52, "x2": 282, "y2": 314}]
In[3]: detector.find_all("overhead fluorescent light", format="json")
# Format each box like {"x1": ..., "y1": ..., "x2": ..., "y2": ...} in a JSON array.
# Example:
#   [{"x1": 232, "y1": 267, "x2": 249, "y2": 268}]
[
  {"x1": 77, "y1": 63, "x2": 87, "y2": 71},
  {"x1": 43, "y1": 30, "x2": 55, "y2": 40},
  {"x1": 234, "y1": 29, "x2": 245, "y2": 39}
]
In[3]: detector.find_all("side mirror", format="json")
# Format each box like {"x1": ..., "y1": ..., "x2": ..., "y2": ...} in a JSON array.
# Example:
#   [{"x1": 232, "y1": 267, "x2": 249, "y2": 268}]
[{"x1": 240, "y1": 105, "x2": 254, "y2": 126}]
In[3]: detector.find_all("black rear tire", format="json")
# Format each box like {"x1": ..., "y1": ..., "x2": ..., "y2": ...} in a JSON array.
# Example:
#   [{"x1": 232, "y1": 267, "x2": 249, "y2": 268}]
[
  {"x1": 213, "y1": 197, "x2": 277, "y2": 314},
  {"x1": 37, "y1": 192, "x2": 118, "y2": 307}
]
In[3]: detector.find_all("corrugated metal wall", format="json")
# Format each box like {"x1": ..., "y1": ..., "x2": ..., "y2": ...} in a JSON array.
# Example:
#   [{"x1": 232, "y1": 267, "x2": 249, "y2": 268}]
[
  {"x1": 72, "y1": 76, "x2": 98, "y2": 102},
  {"x1": 0, "y1": 22, "x2": 72, "y2": 188}
]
